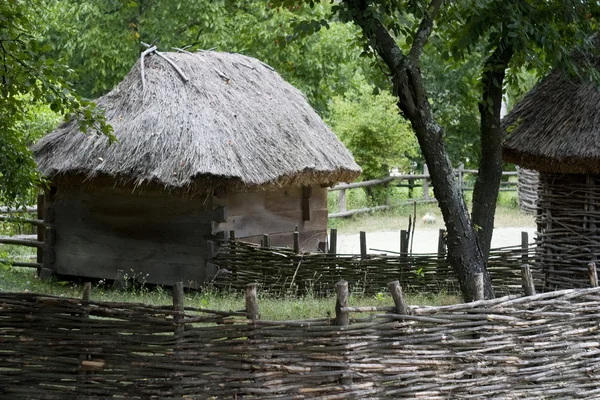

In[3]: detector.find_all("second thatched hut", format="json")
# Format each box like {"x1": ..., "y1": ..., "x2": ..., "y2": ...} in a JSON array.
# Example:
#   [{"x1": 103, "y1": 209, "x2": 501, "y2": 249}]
[
  {"x1": 33, "y1": 50, "x2": 360, "y2": 287},
  {"x1": 503, "y1": 51, "x2": 600, "y2": 289}
]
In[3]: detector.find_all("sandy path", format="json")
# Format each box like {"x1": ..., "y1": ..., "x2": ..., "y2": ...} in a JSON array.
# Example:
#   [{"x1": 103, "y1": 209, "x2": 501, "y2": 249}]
[{"x1": 337, "y1": 227, "x2": 536, "y2": 255}]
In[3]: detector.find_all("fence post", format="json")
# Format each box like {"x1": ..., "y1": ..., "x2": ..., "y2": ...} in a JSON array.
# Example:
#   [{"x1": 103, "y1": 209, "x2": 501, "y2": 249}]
[
  {"x1": 521, "y1": 231, "x2": 529, "y2": 265},
  {"x1": 172, "y1": 282, "x2": 184, "y2": 397},
  {"x1": 387, "y1": 281, "x2": 407, "y2": 315},
  {"x1": 437, "y1": 229, "x2": 446, "y2": 260},
  {"x1": 262, "y1": 234, "x2": 270, "y2": 248},
  {"x1": 329, "y1": 228, "x2": 337, "y2": 254},
  {"x1": 521, "y1": 265, "x2": 536, "y2": 296},
  {"x1": 245, "y1": 283, "x2": 260, "y2": 321},
  {"x1": 400, "y1": 230, "x2": 408, "y2": 258},
  {"x1": 338, "y1": 189, "x2": 347, "y2": 213},
  {"x1": 458, "y1": 163, "x2": 465, "y2": 195},
  {"x1": 588, "y1": 263, "x2": 598, "y2": 288},
  {"x1": 423, "y1": 164, "x2": 430, "y2": 200},
  {"x1": 359, "y1": 231, "x2": 367, "y2": 259},
  {"x1": 229, "y1": 230, "x2": 236, "y2": 241},
  {"x1": 78, "y1": 282, "x2": 92, "y2": 389},
  {"x1": 293, "y1": 231, "x2": 300, "y2": 254},
  {"x1": 335, "y1": 280, "x2": 349, "y2": 326},
  {"x1": 36, "y1": 194, "x2": 44, "y2": 270}
]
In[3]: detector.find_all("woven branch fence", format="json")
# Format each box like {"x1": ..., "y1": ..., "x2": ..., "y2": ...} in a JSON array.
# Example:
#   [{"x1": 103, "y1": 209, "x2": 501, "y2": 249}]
[
  {"x1": 537, "y1": 173, "x2": 600, "y2": 289},
  {"x1": 2, "y1": 274, "x2": 600, "y2": 399},
  {"x1": 517, "y1": 167, "x2": 539, "y2": 215},
  {"x1": 211, "y1": 240, "x2": 542, "y2": 295}
]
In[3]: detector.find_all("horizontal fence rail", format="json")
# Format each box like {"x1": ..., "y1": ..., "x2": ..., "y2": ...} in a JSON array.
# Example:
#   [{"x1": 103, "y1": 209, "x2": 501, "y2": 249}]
[
  {"x1": 329, "y1": 164, "x2": 518, "y2": 218},
  {"x1": 2, "y1": 278, "x2": 600, "y2": 399}
]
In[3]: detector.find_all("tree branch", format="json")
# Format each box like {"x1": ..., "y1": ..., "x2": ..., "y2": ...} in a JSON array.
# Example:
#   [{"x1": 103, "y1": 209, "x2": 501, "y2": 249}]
[{"x1": 408, "y1": 0, "x2": 444, "y2": 61}]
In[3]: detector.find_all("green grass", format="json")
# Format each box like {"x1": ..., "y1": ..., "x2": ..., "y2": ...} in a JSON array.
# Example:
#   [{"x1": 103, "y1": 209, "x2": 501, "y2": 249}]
[{"x1": 0, "y1": 266, "x2": 460, "y2": 320}]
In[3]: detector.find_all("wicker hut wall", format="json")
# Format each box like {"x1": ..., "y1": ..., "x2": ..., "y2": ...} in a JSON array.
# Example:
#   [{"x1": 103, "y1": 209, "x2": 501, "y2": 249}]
[
  {"x1": 517, "y1": 166, "x2": 539, "y2": 214},
  {"x1": 537, "y1": 172, "x2": 600, "y2": 288}
]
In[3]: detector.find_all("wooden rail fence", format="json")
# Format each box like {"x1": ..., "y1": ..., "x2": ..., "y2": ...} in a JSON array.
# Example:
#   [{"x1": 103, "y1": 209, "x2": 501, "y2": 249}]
[
  {"x1": 329, "y1": 164, "x2": 518, "y2": 218},
  {"x1": 2, "y1": 268, "x2": 600, "y2": 399}
]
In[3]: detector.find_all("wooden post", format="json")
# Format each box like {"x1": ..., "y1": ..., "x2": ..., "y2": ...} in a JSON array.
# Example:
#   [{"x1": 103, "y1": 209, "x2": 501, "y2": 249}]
[
  {"x1": 400, "y1": 230, "x2": 408, "y2": 257},
  {"x1": 172, "y1": 282, "x2": 184, "y2": 397},
  {"x1": 387, "y1": 281, "x2": 407, "y2": 315},
  {"x1": 335, "y1": 281, "x2": 349, "y2": 326},
  {"x1": 329, "y1": 228, "x2": 337, "y2": 254},
  {"x1": 302, "y1": 186, "x2": 311, "y2": 221},
  {"x1": 40, "y1": 187, "x2": 56, "y2": 279},
  {"x1": 473, "y1": 273, "x2": 484, "y2": 301},
  {"x1": 521, "y1": 231, "x2": 529, "y2": 265},
  {"x1": 245, "y1": 283, "x2": 260, "y2": 320},
  {"x1": 521, "y1": 265, "x2": 536, "y2": 296},
  {"x1": 262, "y1": 234, "x2": 270, "y2": 248},
  {"x1": 458, "y1": 163, "x2": 465, "y2": 194},
  {"x1": 78, "y1": 282, "x2": 92, "y2": 390},
  {"x1": 359, "y1": 231, "x2": 367, "y2": 259},
  {"x1": 229, "y1": 230, "x2": 236, "y2": 241},
  {"x1": 36, "y1": 194, "x2": 44, "y2": 269},
  {"x1": 588, "y1": 263, "x2": 598, "y2": 288},
  {"x1": 437, "y1": 229, "x2": 446, "y2": 260},
  {"x1": 408, "y1": 176, "x2": 414, "y2": 199},
  {"x1": 293, "y1": 231, "x2": 300, "y2": 254},
  {"x1": 338, "y1": 189, "x2": 347, "y2": 213},
  {"x1": 423, "y1": 164, "x2": 430, "y2": 200}
]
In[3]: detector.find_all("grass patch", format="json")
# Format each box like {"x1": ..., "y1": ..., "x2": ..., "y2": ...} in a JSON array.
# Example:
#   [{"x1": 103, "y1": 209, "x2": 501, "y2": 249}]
[{"x1": 0, "y1": 266, "x2": 460, "y2": 320}]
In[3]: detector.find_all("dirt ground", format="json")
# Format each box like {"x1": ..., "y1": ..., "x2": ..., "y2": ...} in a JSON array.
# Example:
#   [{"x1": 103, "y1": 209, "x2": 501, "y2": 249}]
[{"x1": 337, "y1": 226, "x2": 537, "y2": 255}]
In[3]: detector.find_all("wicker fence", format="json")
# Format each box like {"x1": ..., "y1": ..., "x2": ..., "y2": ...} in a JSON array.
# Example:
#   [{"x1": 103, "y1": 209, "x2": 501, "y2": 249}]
[
  {"x1": 211, "y1": 238, "x2": 541, "y2": 295},
  {"x1": 3, "y1": 274, "x2": 600, "y2": 399}
]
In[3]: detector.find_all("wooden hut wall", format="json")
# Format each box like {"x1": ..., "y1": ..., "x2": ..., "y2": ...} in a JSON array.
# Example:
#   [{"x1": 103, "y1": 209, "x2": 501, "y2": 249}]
[
  {"x1": 52, "y1": 186, "x2": 213, "y2": 286},
  {"x1": 213, "y1": 185, "x2": 327, "y2": 250},
  {"x1": 516, "y1": 167, "x2": 539, "y2": 214},
  {"x1": 536, "y1": 172, "x2": 600, "y2": 289}
]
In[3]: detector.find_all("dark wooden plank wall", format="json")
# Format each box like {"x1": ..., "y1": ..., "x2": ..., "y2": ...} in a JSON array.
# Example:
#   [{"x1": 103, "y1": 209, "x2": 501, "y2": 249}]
[
  {"x1": 53, "y1": 188, "x2": 212, "y2": 286},
  {"x1": 213, "y1": 186, "x2": 328, "y2": 251}
]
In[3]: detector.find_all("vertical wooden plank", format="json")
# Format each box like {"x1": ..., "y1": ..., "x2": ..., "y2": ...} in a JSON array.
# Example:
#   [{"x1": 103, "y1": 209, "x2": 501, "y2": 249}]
[
  {"x1": 245, "y1": 283, "x2": 260, "y2": 320},
  {"x1": 359, "y1": 231, "x2": 367, "y2": 259},
  {"x1": 387, "y1": 281, "x2": 407, "y2": 315},
  {"x1": 229, "y1": 230, "x2": 236, "y2": 241},
  {"x1": 423, "y1": 164, "x2": 430, "y2": 200},
  {"x1": 521, "y1": 265, "x2": 536, "y2": 296},
  {"x1": 329, "y1": 228, "x2": 337, "y2": 254},
  {"x1": 41, "y1": 187, "x2": 56, "y2": 278},
  {"x1": 338, "y1": 189, "x2": 347, "y2": 213},
  {"x1": 521, "y1": 231, "x2": 529, "y2": 265},
  {"x1": 36, "y1": 194, "x2": 44, "y2": 268},
  {"x1": 78, "y1": 282, "x2": 92, "y2": 389},
  {"x1": 293, "y1": 231, "x2": 300, "y2": 254},
  {"x1": 335, "y1": 281, "x2": 349, "y2": 326},
  {"x1": 588, "y1": 263, "x2": 598, "y2": 288},
  {"x1": 302, "y1": 186, "x2": 312, "y2": 221}
]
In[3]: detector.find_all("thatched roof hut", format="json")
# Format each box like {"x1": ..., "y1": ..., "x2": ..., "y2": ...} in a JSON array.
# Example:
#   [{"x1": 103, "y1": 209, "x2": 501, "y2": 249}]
[
  {"x1": 502, "y1": 50, "x2": 600, "y2": 289},
  {"x1": 33, "y1": 50, "x2": 360, "y2": 286}
]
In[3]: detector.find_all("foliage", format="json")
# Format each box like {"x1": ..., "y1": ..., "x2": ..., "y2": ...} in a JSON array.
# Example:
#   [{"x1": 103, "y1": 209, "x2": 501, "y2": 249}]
[
  {"x1": 0, "y1": 0, "x2": 112, "y2": 207},
  {"x1": 43, "y1": 0, "x2": 383, "y2": 114},
  {"x1": 327, "y1": 77, "x2": 418, "y2": 182}
]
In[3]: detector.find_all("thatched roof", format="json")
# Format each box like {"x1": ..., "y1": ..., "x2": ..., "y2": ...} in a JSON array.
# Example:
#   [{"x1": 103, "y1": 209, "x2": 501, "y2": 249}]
[
  {"x1": 33, "y1": 51, "x2": 360, "y2": 192},
  {"x1": 502, "y1": 52, "x2": 600, "y2": 174}
]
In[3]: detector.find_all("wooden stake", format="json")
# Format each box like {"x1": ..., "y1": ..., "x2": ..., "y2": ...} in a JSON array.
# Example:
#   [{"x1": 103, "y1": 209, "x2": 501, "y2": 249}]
[
  {"x1": 245, "y1": 283, "x2": 260, "y2": 320},
  {"x1": 172, "y1": 282, "x2": 184, "y2": 397},
  {"x1": 521, "y1": 231, "x2": 529, "y2": 265},
  {"x1": 360, "y1": 231, "x2": 367, "y2": 259},
  {"x1": 387, "y1": 281, "x2": 407, "y2": 315},
  {"x1": 588, "y1": 263, "x2": 598, "y2": 288},
  {"x1": 437, "y1": 229, "x2": 446, "y2": 260},
  {"x1": 335, "y1": 281, "x2": 349, "y2": 326},
  {"x1": 293, "y1": 231, "x2": 300, "y2": 254},
  {"x1": 82, "y1": 282, "x2": 91, "y2": 302},
  {"x1": 329, "y1": 228, "x2": 337, "y2": 255},
  {"x1": 400, "y1": 230, "x2": 408, "y2": 257},
  {"x1": 262, "y1": 234, "x2": 270, "y2": 248},
  {"x1": 521, "y1": 265, "x2": 536, "y2": 296}
]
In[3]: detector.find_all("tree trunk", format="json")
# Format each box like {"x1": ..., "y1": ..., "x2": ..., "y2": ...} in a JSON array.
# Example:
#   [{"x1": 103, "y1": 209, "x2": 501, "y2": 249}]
[
  {"x1": 394, "y1": 66, "x2": 492, "y2": 301},
  {"x1": 472, "y1": 38, "x2": 514, "y2": 259},
  {"x1": 345, "y1": 0, "x2": 493, "y2": 300}
]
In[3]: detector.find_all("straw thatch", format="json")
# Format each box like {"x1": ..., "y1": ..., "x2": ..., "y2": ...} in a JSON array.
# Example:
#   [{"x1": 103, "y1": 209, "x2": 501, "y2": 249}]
[
  {"x1": 33, "y1": 51, "x2": 360, "y2": 192},
  {"x1": 502, "y1": 51, "x2": 600, "y2": 174}
]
